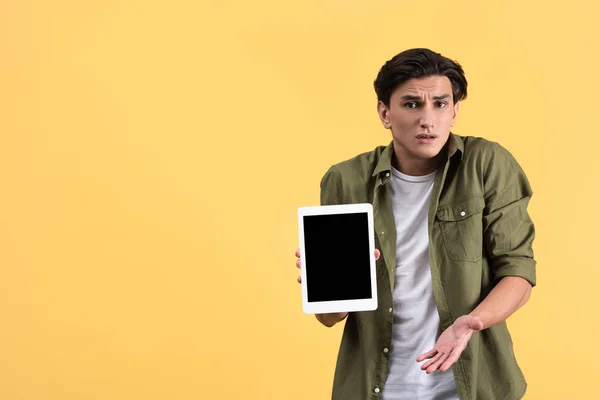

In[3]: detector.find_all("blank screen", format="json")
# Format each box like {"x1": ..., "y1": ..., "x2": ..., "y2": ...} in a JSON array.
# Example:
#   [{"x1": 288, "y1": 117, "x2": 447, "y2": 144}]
[{"x1": 303, "y1": 212, "x2": 372, "y2": 302}]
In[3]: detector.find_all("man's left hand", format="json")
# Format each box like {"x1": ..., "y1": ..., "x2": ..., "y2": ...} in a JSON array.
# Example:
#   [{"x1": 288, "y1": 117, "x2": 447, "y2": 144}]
[{"x1": 416, "y1": 315, "x2": 484, "y2": 374}]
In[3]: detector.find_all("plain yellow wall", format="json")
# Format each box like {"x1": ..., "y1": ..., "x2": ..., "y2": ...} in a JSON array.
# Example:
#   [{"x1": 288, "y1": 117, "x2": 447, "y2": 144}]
[{"x1": 0, "y1": 1, "x2": 597, "y2": 399}]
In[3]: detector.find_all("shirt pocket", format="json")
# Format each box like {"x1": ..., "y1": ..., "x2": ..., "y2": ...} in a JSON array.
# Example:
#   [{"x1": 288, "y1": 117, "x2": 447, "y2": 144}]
[{"x1": 436, "y1": 195, "x2": 485, "y2": 262}]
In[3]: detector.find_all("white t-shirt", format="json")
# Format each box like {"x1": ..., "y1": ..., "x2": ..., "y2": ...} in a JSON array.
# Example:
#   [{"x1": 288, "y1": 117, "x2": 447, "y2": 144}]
[{"x1": 382, "y1": 167, "x2": 459, "y2": 400}]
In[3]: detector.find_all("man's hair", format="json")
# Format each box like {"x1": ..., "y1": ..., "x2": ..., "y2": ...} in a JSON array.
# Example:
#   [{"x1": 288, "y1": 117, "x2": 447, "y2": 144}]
[{"x1": 373, "y1": 48, "x2": 468, "y2": 107}]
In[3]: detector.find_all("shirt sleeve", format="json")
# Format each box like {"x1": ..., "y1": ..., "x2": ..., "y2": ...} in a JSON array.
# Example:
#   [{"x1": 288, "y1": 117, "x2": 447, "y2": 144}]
[
  {"x1": 482, "y1": 142, "x2": 537, "y2": 287},
  {"x1": 319, "y1": 165, "x2": 343, "y2": 206}
]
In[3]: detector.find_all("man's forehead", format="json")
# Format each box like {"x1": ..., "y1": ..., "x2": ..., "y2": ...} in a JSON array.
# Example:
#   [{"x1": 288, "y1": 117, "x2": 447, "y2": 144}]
[{"x1": 396, "y1": 76, "x2": 452, "y2": 95}]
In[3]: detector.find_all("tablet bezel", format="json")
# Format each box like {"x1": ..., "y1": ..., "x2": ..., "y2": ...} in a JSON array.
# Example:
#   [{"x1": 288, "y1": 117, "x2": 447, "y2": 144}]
[{"x1": 297, "y1": 203, "x2": 378, "y2": 314}]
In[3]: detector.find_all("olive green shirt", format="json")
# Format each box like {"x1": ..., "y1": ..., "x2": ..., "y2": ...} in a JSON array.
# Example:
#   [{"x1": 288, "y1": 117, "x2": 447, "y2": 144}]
[{"x1": 319, "y1": 134, "x2": 536, "y2": 400}]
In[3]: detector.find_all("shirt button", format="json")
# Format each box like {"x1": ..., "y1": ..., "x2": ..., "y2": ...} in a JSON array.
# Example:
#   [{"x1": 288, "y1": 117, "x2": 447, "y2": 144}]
[
  {"x1": 388, "y1": 307, "x2": 392, "y2": 313},
  {"x1": 460, "y1": 211, "x2": 466, "y2": 216},
  {"x1": 381, "y1": 231, "x2": 384, "y2": 235},
  {"x1": 383, "y1": 347, "x2": 389, "y2": 353},
  {"x1": 374, "y1": 387, "x2": 380, "y2": 394},
  {"x1": 385, "y1": 172, "x2": 390, "y2": 177}
]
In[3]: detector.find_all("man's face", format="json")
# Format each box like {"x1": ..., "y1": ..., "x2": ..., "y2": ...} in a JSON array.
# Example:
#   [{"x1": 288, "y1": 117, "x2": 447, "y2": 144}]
[{"x1": 377, "y1": 75, "x2": 459, "y2": 170}]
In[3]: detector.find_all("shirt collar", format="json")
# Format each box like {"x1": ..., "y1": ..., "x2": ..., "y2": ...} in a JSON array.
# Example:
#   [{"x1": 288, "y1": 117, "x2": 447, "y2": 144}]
[{"x1": 447, "y1": 132, "x2": 464, "y2": 160}]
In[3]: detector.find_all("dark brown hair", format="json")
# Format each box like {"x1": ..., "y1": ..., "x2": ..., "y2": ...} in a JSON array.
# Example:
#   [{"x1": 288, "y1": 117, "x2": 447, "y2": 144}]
[{"x1": 374, "y1": 48, "x2": 468, "y2": 107}]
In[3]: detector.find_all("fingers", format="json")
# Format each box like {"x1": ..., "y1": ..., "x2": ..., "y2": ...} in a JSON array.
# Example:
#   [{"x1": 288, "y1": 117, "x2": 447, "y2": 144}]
[
  {"x1": 439, "y1": 346, "x2": 462, "y2": 372},
  {"x1": 420, "y1": 351, "x2": 443, "y2": 371},
  {"x1": 295, "y1": 249, "x2": 302, "y2": 284},
  {"x1": 416, "y1": 348, "x2": 437, "y2": 362},
  {"x1": 426, "y1": 352, "x2": 450, "y2": 374}
]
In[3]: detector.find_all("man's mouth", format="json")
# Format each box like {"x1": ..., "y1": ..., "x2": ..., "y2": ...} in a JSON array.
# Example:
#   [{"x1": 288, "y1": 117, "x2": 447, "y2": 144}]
[{"x1": 416, "y1": 134, "x2": 437, "y2": 139}]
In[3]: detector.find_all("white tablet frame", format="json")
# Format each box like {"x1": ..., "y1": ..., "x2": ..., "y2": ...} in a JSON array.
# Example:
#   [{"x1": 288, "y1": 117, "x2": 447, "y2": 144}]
[{"x1": 298, "y1": 203, "x2": 378, "y2": 314}]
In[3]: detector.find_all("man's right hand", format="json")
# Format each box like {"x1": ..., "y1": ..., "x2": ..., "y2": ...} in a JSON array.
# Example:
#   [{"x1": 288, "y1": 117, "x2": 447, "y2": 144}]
[{"x1": 294, "y1": 248, "x2": 381, "y2": 327}]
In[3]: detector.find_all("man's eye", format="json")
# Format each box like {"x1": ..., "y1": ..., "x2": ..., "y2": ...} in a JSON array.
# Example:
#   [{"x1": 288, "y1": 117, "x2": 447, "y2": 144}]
[
  {"x1": 436, "y1": 101, "x2": 447, "y2": 108},
  {"x1": 404, "y1": 102, "x2": 418, "y2": 109}
]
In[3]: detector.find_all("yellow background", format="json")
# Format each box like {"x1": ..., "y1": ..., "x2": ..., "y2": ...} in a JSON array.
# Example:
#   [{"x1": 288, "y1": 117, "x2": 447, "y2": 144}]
[{"x1": 0, "y1": 1, "x2": 597, "y2": 399}]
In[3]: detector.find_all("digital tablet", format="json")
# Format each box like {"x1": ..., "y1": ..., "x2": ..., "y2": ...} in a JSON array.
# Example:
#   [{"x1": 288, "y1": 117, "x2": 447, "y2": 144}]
[{"x1": 297, "y1": 203, "x2": 378, "y2": 314}]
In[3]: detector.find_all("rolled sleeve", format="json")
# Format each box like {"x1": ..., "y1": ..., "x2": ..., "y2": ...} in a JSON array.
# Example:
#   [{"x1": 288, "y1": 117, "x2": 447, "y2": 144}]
[{"x1": 482, "y1": 143, "x2": 537, "y2": 287}]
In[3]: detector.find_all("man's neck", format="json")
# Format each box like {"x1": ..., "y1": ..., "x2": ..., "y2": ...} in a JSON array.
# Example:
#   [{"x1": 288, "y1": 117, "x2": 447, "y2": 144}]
[{"x1": 392, "y1": 153, "x2": 444, "y2": 176}]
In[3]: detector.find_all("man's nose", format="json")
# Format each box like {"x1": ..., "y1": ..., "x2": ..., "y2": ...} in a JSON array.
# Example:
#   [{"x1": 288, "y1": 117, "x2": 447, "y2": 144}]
[{"x1": 419, "y1": 107, "x2": 434, "y2": 130}]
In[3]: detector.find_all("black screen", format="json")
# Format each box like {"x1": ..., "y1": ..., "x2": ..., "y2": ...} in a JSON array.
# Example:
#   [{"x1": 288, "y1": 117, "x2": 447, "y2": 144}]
[{"x1": 303, "y1": 213, "x2": 372, "y2": 302}]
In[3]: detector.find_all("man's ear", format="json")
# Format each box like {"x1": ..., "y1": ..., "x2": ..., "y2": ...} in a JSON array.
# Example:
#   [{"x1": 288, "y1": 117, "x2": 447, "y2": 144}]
[
  {"x1": 377, "y1": 101, "x2": 391, "y2": 129},
  {"x1": 450, "y1": 101, "x2": 460, "y2": 127}
]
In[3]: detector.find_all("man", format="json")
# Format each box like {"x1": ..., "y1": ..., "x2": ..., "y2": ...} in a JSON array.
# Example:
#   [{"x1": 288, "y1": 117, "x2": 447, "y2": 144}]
[{"x1": 294, "y1": 48, "x2": 536, "y2": 400}]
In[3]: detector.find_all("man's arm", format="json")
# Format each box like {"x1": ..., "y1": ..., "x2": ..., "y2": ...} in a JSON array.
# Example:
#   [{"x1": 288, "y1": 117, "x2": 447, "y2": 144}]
[
  {"x1": 417, "y1": 143, "x2": 537, "y2": 373},
  {"x1": 473, "y1": 142, "x2": 536, "y2": 328},
  {"x1": 417, "y1": 275, "x2": 533, "y2": 374},
  {"x1": 468, "y1": 276, "x2": 532, "y2": 330}
]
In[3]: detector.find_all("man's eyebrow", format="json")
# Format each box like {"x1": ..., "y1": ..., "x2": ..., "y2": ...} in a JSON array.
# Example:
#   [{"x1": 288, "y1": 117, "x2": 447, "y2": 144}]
[{"x1": 433, "y1": 94, "x2": 451, "y2": 100}]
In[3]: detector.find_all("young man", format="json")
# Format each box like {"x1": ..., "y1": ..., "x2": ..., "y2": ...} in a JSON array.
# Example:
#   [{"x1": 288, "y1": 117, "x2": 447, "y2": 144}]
[{"x1": 294, "y1": 48, "x2": 536, "y2": 400}]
